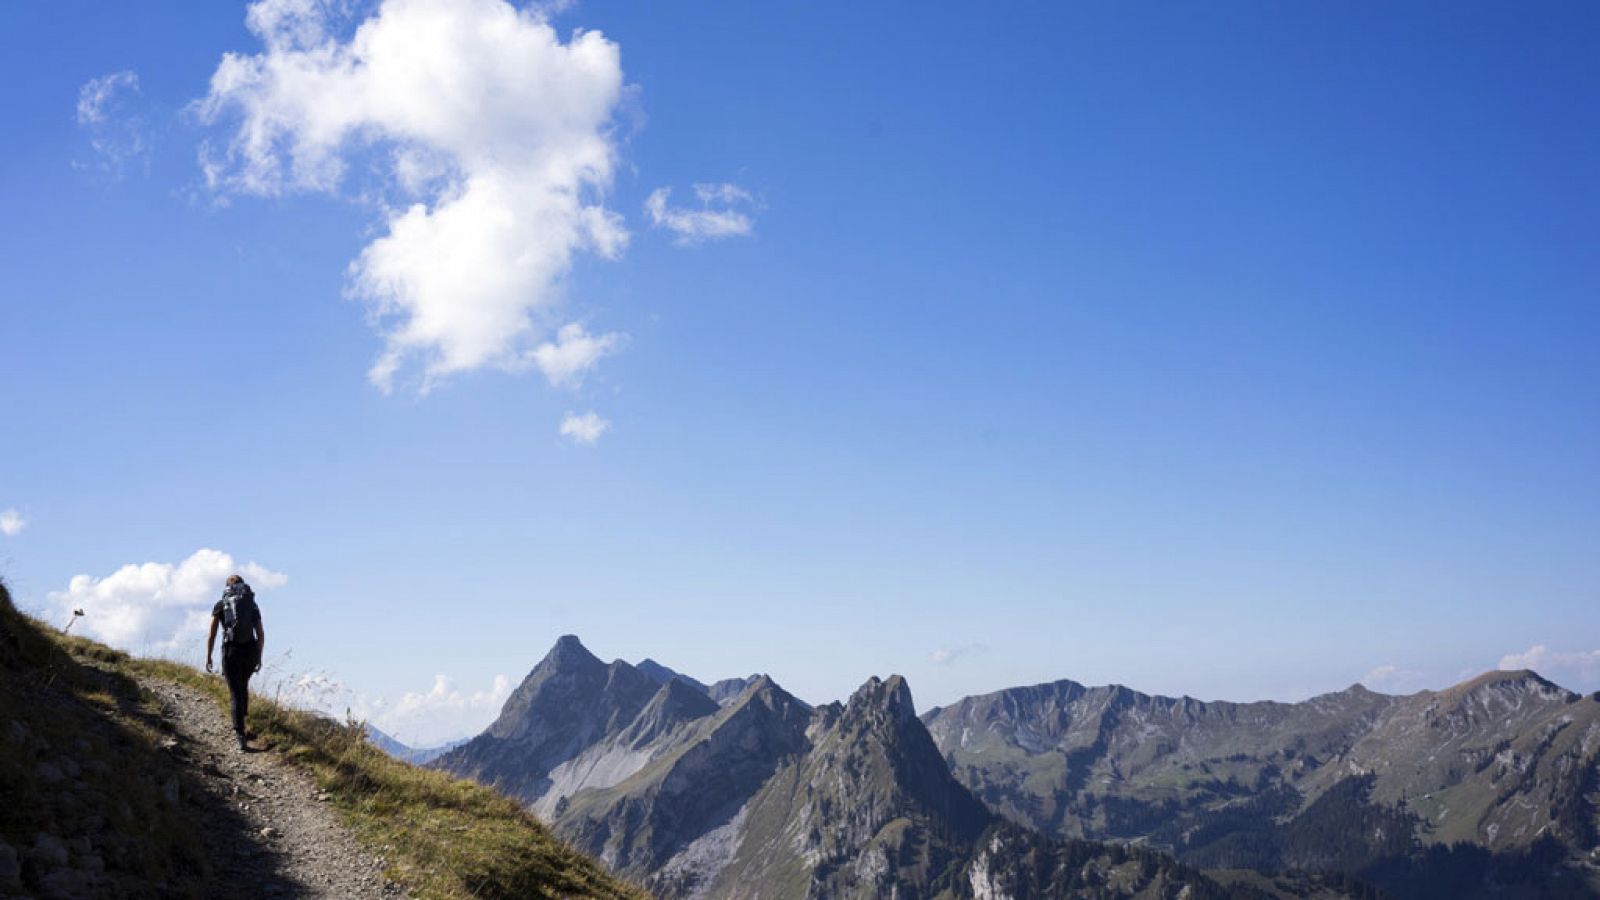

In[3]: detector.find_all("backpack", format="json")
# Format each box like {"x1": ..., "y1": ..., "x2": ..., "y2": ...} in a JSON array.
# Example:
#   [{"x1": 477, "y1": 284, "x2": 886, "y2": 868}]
[{"x1": 221, "y1": 584, "x2": 261, "y2": 646}]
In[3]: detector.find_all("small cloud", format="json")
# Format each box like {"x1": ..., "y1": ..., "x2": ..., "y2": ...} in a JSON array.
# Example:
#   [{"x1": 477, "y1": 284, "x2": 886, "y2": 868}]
[
  {"x1": 0, "y1": 508, "x2": 25, "y2": 537},
  {"x1": 77, "y1": 71, "x2": 138, "y2": 125},
  {"x1": 559, "y1": 411, "x2": 610, "y2": 445},
  {"x1": 47, "y1": 548, "x2": 287, "y2": 654},
  {"x1": 75, "y1": 71, "x2": 148, "y2": 178},
  {"x1": 1360, "y1": 664, "x2": 1429, "y2": 694},
  {"x1": 929, "y1": 643, "x2": 985, "y2": 666},
  {"x1": 531, "y1": 323, "x2": 623, "y2": 388},
  {"x1": 1498, "y1": 645, "x2": 1600, "y2": 691},
  {"x1": 645, "y1": 182, "x2": 756, "y2": 245}
]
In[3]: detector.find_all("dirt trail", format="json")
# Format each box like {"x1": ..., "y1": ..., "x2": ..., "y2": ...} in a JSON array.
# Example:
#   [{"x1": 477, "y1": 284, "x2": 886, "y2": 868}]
[{"x1": 138, "y1": 674, "x2": 405, "y2": 899}]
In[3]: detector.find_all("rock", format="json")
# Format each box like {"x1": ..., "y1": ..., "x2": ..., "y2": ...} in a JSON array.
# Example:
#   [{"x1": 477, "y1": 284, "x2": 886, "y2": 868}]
[
  {"x1": 5, "y1": 720, "x2": 32, "y2": 745},
  {"x1": 160, "y1": 775, "x2": 180, "y2": 806},
  {"x1": 260, "y1": 827, "x2": 280, "y2": 840},
  {"x1": 0, "y1": 841, "x2": 20, "y2": 888},
  {"x1": 57, "y1": 757, "x2": 81, "y2": 778},
  {"x1": 160, "y1": 738, "x2": 179, "y2": 751},
  {"x1": 35, "y1": 760, "x2": 65, "y2": 783},
  {"x1": 37, "y1": 867, "x2": 96, "y2": 899},
  {"x1": 31, "y1": 833, "x2": 69, "y2": 867}
]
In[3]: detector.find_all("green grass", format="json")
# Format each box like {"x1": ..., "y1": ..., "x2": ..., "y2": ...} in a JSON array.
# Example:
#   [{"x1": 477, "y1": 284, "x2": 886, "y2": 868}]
[{"x1": 2, "y1": 580, "x2": 648, "y2": 900}]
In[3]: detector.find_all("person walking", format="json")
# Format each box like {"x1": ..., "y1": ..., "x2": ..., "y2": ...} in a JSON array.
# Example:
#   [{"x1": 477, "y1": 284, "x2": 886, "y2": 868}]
[{"x1": 206, "y1": 574, "x2": 265, "y2": 751}]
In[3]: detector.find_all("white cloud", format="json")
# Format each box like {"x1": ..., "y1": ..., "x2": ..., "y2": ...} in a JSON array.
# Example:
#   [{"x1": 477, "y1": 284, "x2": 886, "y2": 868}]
[
  {"x1": 47, "y1": 549, "x2": 287, "y2": 654},
  {"x1": 0, "y1": 509, "x2": 25, "y2": 537},
  {"x1": 532, "y1": 322, "x2": 622, "y2": 387},
  {"x1": 1359, "y1": 664, "x2": 1430, "y2": 694},
  {"x1": 281, "y1": 671, "x2": 511, "y2": 747},
  {"x1": 198, "y1": 0, "x2": 629, "y2": 393},
  {"x1": 1498, "y1": 645, "x2": 1600, "y2": 691},
  {"x1": 928, "y1": 643, "x2": 985, "y2": 666},
  {"x1": 78, "y1": 71, "x2": 138, "y2": 124},
  {"x1": 559, "y1": 410, "x2": 610, "y2": 445},
  {"x1": 75, "y1": 71, "x2": 148, "y2": 178},
  {"x1": 645, "y1": 182, "x2": 756, "y2": 245}
]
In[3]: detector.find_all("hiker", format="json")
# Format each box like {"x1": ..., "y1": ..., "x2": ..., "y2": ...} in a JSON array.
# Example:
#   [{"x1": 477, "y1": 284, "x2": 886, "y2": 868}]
[{"x1": 206, "y1": 574, "x2": 265, "y2": 751}]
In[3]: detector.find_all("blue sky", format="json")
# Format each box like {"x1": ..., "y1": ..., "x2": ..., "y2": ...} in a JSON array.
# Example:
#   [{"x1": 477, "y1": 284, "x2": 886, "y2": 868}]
[{"x1": 3, "y1": 0, "x2": 1597, "y2": 744}]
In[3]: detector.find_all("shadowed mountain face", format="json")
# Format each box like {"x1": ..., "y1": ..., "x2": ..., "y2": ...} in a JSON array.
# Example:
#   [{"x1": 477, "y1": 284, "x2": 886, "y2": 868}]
[
  {"x1": 433, "y1": 638, "x2": 1244, "y2": 900},
  {"x1": 923, "y1": 669, "x2": 1600, "y2": 894}
]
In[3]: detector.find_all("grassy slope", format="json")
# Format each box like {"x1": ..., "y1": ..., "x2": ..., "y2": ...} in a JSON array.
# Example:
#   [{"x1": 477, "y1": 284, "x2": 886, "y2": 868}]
[
  {"x1": 1, "y1": 583, "x2": 211, "y2": 897},
  {"x1": 1, "y1": 581, "x2": 647, "y2": 900}
]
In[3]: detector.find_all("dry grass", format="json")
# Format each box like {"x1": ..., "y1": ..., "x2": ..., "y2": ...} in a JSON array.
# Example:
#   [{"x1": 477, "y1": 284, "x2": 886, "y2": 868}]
[{"x1": 3, "y1": 581, "x2": 648, "y2": 900}]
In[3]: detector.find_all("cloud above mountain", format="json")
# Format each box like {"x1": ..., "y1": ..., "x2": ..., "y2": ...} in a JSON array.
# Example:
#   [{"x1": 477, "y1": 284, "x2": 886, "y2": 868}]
[
  {"x1": 47, "y1": 548, "x2": 287, "y2": 654},
  {"x1": 1499, "y1": 645, "x2": 1600, "y2": 691},
  {"x1": 281, "y1": 670, "x2": 512, "y2": 747},
  {"x1": 198, "y1": 0, "x2": 628, "y2": 394}
]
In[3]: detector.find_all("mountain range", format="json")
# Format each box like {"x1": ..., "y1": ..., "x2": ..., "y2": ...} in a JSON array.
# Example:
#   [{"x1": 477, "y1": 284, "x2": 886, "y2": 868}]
[{"x1": 432, "y1": 637, "x2": 1600, "y2": 899}]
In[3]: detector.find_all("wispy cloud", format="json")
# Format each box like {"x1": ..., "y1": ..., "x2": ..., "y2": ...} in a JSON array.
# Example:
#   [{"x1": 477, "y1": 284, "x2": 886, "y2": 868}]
[
  {"x1": 0, "y1": 508, "x2": 25, "y2": 537},
  {"x1": 1498, "y1": 645, "x2": 1600, "y2": 691},
  {"x1": 198, "y1": 0, "x2": 629, "y2": 394},
  {"x1": 645, "y1": 182, "x2": 756, "y2": 245},
  {"x1": 1359, "y1": 664, "x2": 1429, "y2": 694},
  {"x1": 75, "y1": 71, "x2": 149, "y2": 178},
  {"x1": 929, "y1": 643, "x2": 986, "y2": 666},
  {"x1": 47, "y1": 548, "x2": 287, "y2": 654},
  {"x1": 559, "y1": 411, "x2": 611, "y2": 445}
]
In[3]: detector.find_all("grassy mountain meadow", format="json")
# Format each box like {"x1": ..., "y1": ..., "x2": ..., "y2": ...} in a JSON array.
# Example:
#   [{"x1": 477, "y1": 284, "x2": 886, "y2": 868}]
[{"x1": 0, "y1": 580, "x2": 644, "y2": 900}]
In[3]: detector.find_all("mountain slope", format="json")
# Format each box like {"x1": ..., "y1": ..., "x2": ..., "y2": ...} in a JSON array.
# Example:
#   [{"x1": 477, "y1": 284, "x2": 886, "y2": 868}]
[
  {"x1": 924, "y1": 670, "x2": 1600, "y2": 895},
  {"x1": 435, "y1": 638, "x2": 1268, "y2": 898},
  {"x1": 1, "y1": 584, "x2": 643, "y2": 900}
]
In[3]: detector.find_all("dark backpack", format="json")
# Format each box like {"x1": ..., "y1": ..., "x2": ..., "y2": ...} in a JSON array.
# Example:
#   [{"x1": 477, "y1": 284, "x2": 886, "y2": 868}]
[{"x1": 221, "y1": 584, "x2": 261, "y2": 646}]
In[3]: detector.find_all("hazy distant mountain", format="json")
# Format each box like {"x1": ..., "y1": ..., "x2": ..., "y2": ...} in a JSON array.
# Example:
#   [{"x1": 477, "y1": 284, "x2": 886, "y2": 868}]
[
  {"x1": 434, "y1": 636, "x2": 1250, "y2": 899},
  {"x1": 924, "y1": 669, "x2": 1600, "y2": 896},
  {"x1": 363, "y1": 724, "x2": 470, "y2": 765}
]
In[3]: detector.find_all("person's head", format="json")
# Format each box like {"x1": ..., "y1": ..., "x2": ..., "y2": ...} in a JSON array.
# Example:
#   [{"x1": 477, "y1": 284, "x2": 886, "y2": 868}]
[{"x1": 226, "y1": 575, "x2": 242, "y2": 586}]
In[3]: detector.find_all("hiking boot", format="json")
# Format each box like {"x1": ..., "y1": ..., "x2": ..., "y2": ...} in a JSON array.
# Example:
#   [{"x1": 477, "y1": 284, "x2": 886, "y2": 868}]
[{"x1": 237, "y1": 731, "x2": 249, "y2": 752}]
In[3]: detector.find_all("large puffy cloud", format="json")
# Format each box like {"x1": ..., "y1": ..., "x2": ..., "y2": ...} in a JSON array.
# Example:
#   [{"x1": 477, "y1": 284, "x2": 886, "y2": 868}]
[
  {"x1": 199, "y1": 0, "x2": 628, "y2": 392},
  {"x1": 47, "y1": 549, "x2": 287, "y2": 654},
  {"x1": 1498, "y1": 645, "x2": 1600, "y2": 692}
]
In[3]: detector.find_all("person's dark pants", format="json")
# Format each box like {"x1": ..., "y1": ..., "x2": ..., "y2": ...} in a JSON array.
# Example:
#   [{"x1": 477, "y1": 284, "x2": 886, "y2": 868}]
[{"x1": 221, "y1": 641, "x2": 260, "y2": 736}]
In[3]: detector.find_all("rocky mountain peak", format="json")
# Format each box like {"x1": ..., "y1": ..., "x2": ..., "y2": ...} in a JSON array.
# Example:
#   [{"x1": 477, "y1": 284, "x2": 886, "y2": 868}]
[
  {"x1": 846, "y1": 674, "x2": 917, "y2": 725},
  {"x1": 544, "y1": 634, "x2": 604, "y2": 671}
]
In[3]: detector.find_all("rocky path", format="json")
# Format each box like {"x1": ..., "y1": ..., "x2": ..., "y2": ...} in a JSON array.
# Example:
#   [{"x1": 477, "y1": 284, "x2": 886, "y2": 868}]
[{"x1": 138, "y1": 675, "x2": 405, "y2": 899}]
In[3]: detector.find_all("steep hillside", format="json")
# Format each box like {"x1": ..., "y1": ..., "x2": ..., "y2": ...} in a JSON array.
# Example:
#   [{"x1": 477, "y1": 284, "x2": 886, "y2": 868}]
[
  {"x1": 0, "y1": 583, "x2": 644, "y2": 900},
  {"x1": 924, "y1": 671, "x2": 1600, "y2": 896}
]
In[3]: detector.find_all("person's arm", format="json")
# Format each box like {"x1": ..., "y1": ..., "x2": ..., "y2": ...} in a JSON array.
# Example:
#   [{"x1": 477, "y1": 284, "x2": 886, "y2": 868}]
[
  {"x1": 206, "y1": 615, "x2": 220, "y2": 673},
  {"x1": 253, "y1": 619, "x2": 266, "y2": 673}
]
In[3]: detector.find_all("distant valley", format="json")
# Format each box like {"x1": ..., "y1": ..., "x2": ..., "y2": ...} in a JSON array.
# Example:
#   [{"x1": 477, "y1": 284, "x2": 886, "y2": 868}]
[{"x1": 424, "y1": 636, "x2": 1600, "y2": 899}]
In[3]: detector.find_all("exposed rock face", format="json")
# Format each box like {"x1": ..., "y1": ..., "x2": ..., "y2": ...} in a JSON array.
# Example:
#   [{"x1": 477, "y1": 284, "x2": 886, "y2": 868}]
[
  {"x1": 705, "y1": 675, "x2": 995, "y2": 899},
  {"x1": 924, "y1": 667, "x2": 1600, "y2": 890},
  {"x1": 432, "y1": 635, "x2": 662, "y2": 803},
  {"x1": 436, "y1": 639, "x2": 1241, "y2": 898}
]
